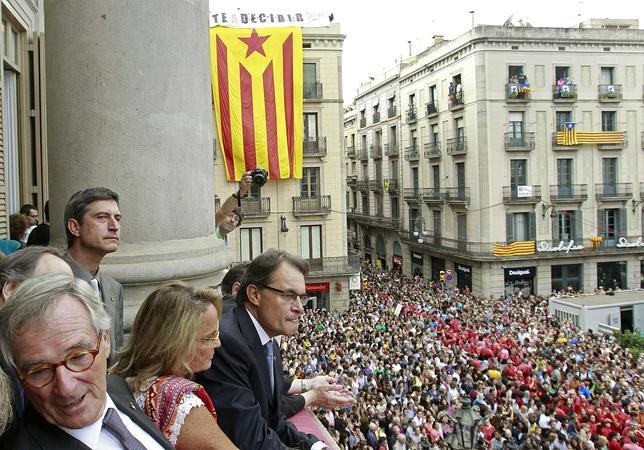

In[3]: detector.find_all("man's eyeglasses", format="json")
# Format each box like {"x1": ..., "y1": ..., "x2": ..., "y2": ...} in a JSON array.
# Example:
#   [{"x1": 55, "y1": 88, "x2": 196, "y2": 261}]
[
  {"x1": 199, "y1": 330, "x2": 220, "y2": 348},
  {"x1": 258, "y1": 284, "x2": 310, "y2": 307},
  {"x1": 19, "y1": 331, "x2": 104, "y2": 388}
]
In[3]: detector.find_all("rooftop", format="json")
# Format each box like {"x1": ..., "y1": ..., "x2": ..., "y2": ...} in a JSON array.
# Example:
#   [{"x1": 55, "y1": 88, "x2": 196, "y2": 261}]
[{"x1": 551, "y1": 290, "x2": 644, "y2": 308}]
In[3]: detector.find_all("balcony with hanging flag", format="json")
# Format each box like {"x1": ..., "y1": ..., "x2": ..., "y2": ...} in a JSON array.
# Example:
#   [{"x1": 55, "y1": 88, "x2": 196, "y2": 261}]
[
  {"x1": 210, "y1": 26, "x2": 304, "y2": 181},
  {"x1": 555, "y1": 122, "x2": 626, "y2": 149}
]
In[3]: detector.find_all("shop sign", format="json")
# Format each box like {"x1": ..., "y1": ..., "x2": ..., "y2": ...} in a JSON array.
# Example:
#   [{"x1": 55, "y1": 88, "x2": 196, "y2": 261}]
[
  {"x1": 349, "y1": 274, "x2": 361, "y2": 290},
  {"x1": 411, "y1": 252, "x2": 423, "y2": 265},
  {"x1": 537, "y1": 240, "x2": 584, "y2": 254},
  {"x1": 305, "y1": 282, "x2": 329, "y2": 292},
  {"x1": 456, "y1": 264, "x2": 471, "y2": 274},
  {"x1": 504, "y1": 267, "x2": 535, "y2": 279},
  {"x1": 392, "y1": 256, "x2": 403, "y2": 266},
  {"x1": 616, "y1": 237, "x2": 644, "y2": 248}
]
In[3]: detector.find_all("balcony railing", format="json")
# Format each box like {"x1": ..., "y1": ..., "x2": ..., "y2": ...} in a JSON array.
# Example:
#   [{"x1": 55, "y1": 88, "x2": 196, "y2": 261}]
[
  {"x1": 549, "y1": 184, "x2": 588, "y2": 202},
  {"x1": 350, "y1": 212, "x2": 400, "y2": 231},
  {"x1": 359, "y1": 117, "x2": 366, "y2": 128},
  {"x1": 387, "y1": 105, "x2": 397, "y2": 119},
  {"x1": 370, "y1": 144, "x2": 383, "y2": 158},
  {"x1": 598, "y1": 131, "x2": 627, "y2": 150},
  {"x1": 241, "y1": 197, "x2": 271, "y2": 217},
  {"x1": 385, "y1": 142, "x2": 399, "y2": 157},
  {"x1": 307, "y1": 255, "x2": 360, "y2": 275},
  {"x1": 506, "y1": 83, "x2": 531, "y2": 101},
  {"x1": 346, "y1": 146, "x2": 356, "y2": 158},
  {"x1": 292, "y1": 195, "x2": 331, "y2": 215},
  {"x1": 424, "y1": 141, "x2": 442, "y2": 158},
  {"x1": 406, "y1": 107, "x2": 417, "y2": 124},
  {"x1": 552, "y1": 132, "x2": 579, "y2": 150},
  {"x1": 502, "y1": 185, "x2": 542, "y2": 203},
  {"x1": 372, "y1": 112, "x2": 380, "y2": 123},
  {"x1": 446, "y1": 136, "x2": 467, "y2": 155},
  {"x1": 303, "y1": 81, "x2": 323, "y2": 101},
  {"x1": 444, "y1": 187, "x2": 470, "y2": 203},
  {"x1": 369, "y1": 179, "x2": 383, "y2": 192},
  {"x1": 356, "y1": 180, "x2": 369, "y2": 191},
  {"x1": 504, "y1": 132, "x2": 535, "y2": 151},
  {"x1": 595, "y1": 183, "x2": 632, "y2": 199},
  {"x1": 358, "y1": 147, "x2": 369, "y2": 161},
  {"x1": 426, "y1": 101, "x2": 438, "y2": 117},
  {"x1": 385, "y1": 178, "x2": 398, "y2": 193},
  {"x1": 404, "y1": 145, "x2": 420, "y2": 161},
  {"x1": 303, "y1": 138, "x2": 327, "y2": 156},
  {"x1": 552, "y1": 83, "x2": 577, "y2": 101},
  {"x1": 403, "y1": 188, "x2": 422, "y2": 201},
  {"x1": 598, "y1": 84, "x2": 622, "y2": 101},
  {"x1": 448, "y1": 90, "x2": 464, "y2": 110},
  {"x1": 422, "y1": 188, "x2": 445, "y2": 203},
  {"x1": 346, "y1": 175, "x2": 357, "y2": 187}
]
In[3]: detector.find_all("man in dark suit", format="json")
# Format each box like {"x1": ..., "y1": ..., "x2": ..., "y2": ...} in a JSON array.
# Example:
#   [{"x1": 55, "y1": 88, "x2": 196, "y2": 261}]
[
  {"x1": 197, "y1": 249, "x2": 329, "y2": 450},
  {"x1": 0, "y1": 273, "x2": 172, "y2": 449},
  {"x1": 63, "y1": 187, "x2": 124, "y2": 360}
]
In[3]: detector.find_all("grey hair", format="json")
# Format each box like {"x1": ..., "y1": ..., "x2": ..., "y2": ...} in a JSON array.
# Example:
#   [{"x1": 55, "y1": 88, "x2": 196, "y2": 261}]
[
  {"x1": 0, "y1": 246, "x2": 65, "y2": 293},
  {"x1": 0, "y1": 368, "x2": 12, "y2": 434},
  {"x1": 0, "y1": 273, "x2": 111, "y2": 370}
]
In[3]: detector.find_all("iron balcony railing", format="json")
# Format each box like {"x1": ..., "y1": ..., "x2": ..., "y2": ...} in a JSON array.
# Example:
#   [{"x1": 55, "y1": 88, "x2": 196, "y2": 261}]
[
  {"x1": 356, "y1": 179, "x2": 369, "y2": 191},
  {"x1": 387, "y1": 105, "x2": 397, "y2": 118},
  {"x1": 385, "y1": 178, "x2": 398, "y2": 193},
  {"x1": 369, "y1": 179, "x2": 383, "y2": 192},
  {"x1": 552, "y1": 83, "x2": 577, "y2": 101},
  {"x1": 385, "y1": 142, "x2": 399, "y2": 157},
  {"x1": 422, "y1": 188, "x2": 445, "y2": 202},
  {"x1": 504, "y1": 132, "x2": 535, "y2": 150},
  {"x1": 549, "y1": 184, "x2": 588, "y2": 202},
  {"x1": 598, "y1": 131, "x2": 627, "y2": 150},
  {"x1": 403, "y1": 187, "x2": 422, "y2": 201},
  {"x1": 595, "y1": 183, "x2": 632, "y2": 199},
  {"x1": 424, "y1": 141, "x2": 441, "y2": 158},
  {"x1": 349, "y1": 212, "x2": 400, "y2": 230},
  {"x1": 444, "y1": 187, "x2": 470, "y2": 203},
  {"x1": 346, "y1": 175, "x2": 357, "y2": 187},
  {"x1": 307, "y1": 255, "x2": 361, "y2": 275},
  {"x1": 446, "y1": 136, "x2": 467, "y2": 155},
  {"x1": 406, "y1": 107, "x2": 417, "y2": 124},
  {"x1": 370, "y1": 144, "x2": 383, "y2": 158},
  {"x1": 502, "y1": 185, "x2": 542, "y2": 203},
  {"x1": 372, "y1": 111, "x2": 380, "y2": 123},
  {"x1": 303, "y1": 81, "x2": 323, "y2": 100},
  {"x1": 358, "y1": 147, "x2": 369, "y2": 161},
  {"x1": 506, "y1": 83, "x2": 531, "y2": 101},
  {"x1": 359, "y1": 117, "x2": 366, "y2": 128},
  {"x1": 292, "y1": 195, "x2": 331, "y2": 214},
  {"x1": 448, "y1": 90, "x2": 464, "y2": 110},
  {"x1": 346, "y1": 146, "x2": 356, "y2": 158},
  {"x1": 426, "y1": 101, "x2": 438, "y2": 116},
  {"x1": 241, "y1": 197, "x2": 271, "y2": 217},
  {"x1": 598, "y1": 84, "x2": 622, "y2": 101},
  {"x1": 303, "y1": 138, "x2": 327, "y2": 156},
  {"x1": 404, "y1": 145, "x2": 420, "y2": 161}
]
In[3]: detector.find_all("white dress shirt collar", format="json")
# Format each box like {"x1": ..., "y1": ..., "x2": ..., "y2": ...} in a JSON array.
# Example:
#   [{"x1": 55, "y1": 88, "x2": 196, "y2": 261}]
[{"x1": 245, "y1": 306, "x2": 272, "y2": 346}]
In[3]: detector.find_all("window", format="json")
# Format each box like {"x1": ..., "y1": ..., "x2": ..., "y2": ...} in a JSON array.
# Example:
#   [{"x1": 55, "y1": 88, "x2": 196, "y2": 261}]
[
  {"x1": 557, "y1": 159, "x2": 573, "y2": 197},
  {"x1": 390, "y1": 125, "x2": 397, "y2": 146},
  {"x1": 510, "y1": 160, "x2": 527, "y2": 190},
  {"x1": 433, "y1": 210, "x2": 442, "y2": 244},
  {"x1": 375, "y1": 195, "x2": 383, "y2": 216},
  {"x1": 374, "y1": 130, "x2": 382, "y2": 149},
  {"x1": 374, "y1": 160, "x2": 382, "y2": 181},
  {"x1": 431, "y1": 124, "x2": 439, "y2": 145},
  {"x1": 508, "y1": 112, "x2": 524, "y2": 137},
  {"x1": 457, "y1": 214, "x2": 467, "y2": 249},
  {"x1": 429, "y1": 85, "x2": 437, "y2": 103},
  {"x1": 409, "y1": 93, "x2": 416, "y2": 110},
  {"x1": 598, "y1": 208, "x2": 625, "y2": 241},
  {"x1": 304, "y1": 113, "x2": 318, "y2": 142},
  {"x1": 361, "y1": 193, "x2": 369, "y2": 215},
  {"x1": 456, "y1": 162, "x2": 465, "y2": 190},
  {"x1": 432, "y1": 165, "x2": 440, "y2": 190},
  {"x1": 391, "y1": 196, "x2": 399, "y2": 219},
  {"x1": 555, "y1": 66, "x2": 570, "y2": 81},
  {"x1": 240, "y1": 228, "x2": 263, "y2": 261},
  {"x1": 411, "y1": 167, "x2": 419, "y2": 191},
  {"x1": 390, "y1": 159, "x2": 398, "y2": 181},
  {"x1": 600, "y1": 67, "x2": 615, "y2": 85},
  {"x1": 410, "y1": 129, "x2": 418, "y2": 150},
  {"x1": 387, "y1": 96, "x2": 396, "y2": 117},
  {"x1": 301, "y1": 167, "x2": 319, "y2": 197},
  {"x1": 361, "y1": 164, "x2": 368, "y2": 179},
  {"x1": 601, "y1": 111, "x2": 616, "y2": 131},
  {"x1": 303, "y1": 63, "x2": 318, "y2": 97},
  {"x1": 553, "y1": 210, "x2": 582, "y2": 241},
  {"x1": 455, "y1": 118, "x2": 464, "y2": 140},
  {"x1": 507, "y1": 212, "x2": 535, "y2": 242},
  {"x1": 301, "y1": 225, "x2": 322, "y2": 259},
  {"x1": 555, "y1": 111, "x2": 572, "y2": 132},
  {"x1": 409, "y1": 208, "x2": 420, "y2": 231},
  {"x1": 602, "y1": 158, "x2": 617, "y2": 187}
]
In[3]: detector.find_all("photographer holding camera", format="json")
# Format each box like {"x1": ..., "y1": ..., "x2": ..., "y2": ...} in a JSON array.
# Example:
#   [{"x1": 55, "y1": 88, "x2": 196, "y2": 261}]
[{"x1": 215, "y1": 171, "x2": 253, "y2": 242}]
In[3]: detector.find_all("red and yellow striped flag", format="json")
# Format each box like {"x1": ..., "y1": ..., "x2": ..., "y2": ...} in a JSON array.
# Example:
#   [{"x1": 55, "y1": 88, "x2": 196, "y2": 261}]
[
  {"x1": 210, "y1": 26, "x2": 303, "y2": 181},
  {"x1": 563, "y1": 122, "x2": 578, "y2": 145},
  {"x1": 492, "y1": 240, "x2": 535, "y2": 257}
]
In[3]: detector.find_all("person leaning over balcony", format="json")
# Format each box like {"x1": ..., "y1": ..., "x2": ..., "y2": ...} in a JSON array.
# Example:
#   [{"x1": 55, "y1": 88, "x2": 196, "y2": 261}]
[
  {"x1": 111, "y1": 281, "x2": 237, "y2": 449},
  {"x1": 215, "y1": 171, "x2": 252, "y2": 242}
]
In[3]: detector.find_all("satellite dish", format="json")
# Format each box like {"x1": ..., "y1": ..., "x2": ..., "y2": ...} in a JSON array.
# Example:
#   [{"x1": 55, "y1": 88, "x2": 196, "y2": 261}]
[{"x1": 503, "y1": 14, "x2": 514, "y2": 27}]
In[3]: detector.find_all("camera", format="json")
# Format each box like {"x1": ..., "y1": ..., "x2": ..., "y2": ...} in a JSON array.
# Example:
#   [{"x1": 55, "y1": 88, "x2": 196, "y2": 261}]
[{"x1": 250, "y1": 167, "x2": 268, "y2": 187}]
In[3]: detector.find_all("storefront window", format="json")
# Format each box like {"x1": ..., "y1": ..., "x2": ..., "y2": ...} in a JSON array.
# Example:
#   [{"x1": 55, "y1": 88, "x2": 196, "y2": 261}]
[
  {"x1": 504, "y1": 267, "x2": 536, "y2": 299},
  {"x1": 597, "y1": 261, "x2": 627, "y2": 290},
  {"x1": 551, "y1": 264, "x2": 582, "y2": 293}
]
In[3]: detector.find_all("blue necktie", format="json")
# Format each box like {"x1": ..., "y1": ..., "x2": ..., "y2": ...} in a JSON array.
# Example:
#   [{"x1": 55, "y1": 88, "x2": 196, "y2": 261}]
[{"x1": 265, "y1": 340, "x2": 275, "y2": 394}]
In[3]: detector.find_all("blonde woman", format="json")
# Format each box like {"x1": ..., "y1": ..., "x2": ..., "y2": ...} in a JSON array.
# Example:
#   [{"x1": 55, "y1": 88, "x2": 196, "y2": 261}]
[{"x1": 111, "y1": 282, "x2": 237, "y2": 449}]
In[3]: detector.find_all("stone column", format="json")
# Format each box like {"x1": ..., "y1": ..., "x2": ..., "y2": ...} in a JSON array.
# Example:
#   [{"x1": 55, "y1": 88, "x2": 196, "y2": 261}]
[{"x1": 45, "y1": 0, "x2": 232, "y2": 324}]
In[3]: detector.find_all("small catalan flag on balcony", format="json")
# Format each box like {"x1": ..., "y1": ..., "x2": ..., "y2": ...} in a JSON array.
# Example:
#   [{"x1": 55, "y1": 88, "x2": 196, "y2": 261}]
[
  {"x1": 492, "y1": 240, "x2": 535, "y2": 257},
  {"x1": 563, "y1": 122, "x2": 578, "y2": 145}
]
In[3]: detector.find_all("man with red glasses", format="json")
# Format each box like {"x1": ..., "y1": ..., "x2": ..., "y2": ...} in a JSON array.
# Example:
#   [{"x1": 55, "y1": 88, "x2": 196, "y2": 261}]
[
  {"x1": 0, "y1": 273, "x2": 172, "y2": 449},
  {"x1": 197, "y1": 249, "x2": 354, "y2": 449}
]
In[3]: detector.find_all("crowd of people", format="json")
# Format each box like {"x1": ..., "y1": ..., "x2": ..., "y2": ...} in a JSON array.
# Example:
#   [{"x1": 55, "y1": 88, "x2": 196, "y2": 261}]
[{"x1": 283, "y1": 263, "x2": 643, "y2": 449}]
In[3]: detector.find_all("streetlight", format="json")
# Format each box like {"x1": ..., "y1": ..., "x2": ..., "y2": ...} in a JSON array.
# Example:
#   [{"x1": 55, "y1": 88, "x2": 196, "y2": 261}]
[
  {"x1": 412, "y1": 216, "x2": 428, "y2": 243},
  {"x1": 440, "y1": 395, "x2": 482, "y2": 449}
]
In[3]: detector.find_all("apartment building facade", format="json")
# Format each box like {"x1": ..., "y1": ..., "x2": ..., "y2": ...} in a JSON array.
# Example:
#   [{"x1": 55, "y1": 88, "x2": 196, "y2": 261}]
[
  {"x1": 215, "y1": 23, "x2": 358, "y2": 311},
  {"x1": 346, "y1": 20, "x2": 644, "y2": 297}
]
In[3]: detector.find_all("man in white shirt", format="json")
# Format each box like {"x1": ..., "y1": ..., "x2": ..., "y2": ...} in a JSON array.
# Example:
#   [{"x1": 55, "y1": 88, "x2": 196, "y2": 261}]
[{"x1": 0, "y1": 273, "x2": 172, "y2": 449}]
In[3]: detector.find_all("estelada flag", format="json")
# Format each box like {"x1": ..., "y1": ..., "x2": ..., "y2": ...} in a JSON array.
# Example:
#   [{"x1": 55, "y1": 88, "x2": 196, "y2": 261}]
[
  {"x1": 563, "y1": 121, "x2": 578, "y2": 146},
  {"x1": 210, "y1": 26, "x2": 303, "y2": 181}
]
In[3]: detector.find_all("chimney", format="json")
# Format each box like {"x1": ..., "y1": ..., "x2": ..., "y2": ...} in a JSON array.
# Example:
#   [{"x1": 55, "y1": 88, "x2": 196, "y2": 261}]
[{"x1": 432, "y1": 35, "x2": 444, "y2": 45}]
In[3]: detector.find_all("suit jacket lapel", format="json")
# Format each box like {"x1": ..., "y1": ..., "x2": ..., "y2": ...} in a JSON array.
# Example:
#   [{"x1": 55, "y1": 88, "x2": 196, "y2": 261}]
[
  {"x1": 107, "y1": 375, "x2": 173, "y2": 450},
  {"x1": 22, "y1": 404, "x2": 91, "y2": 450}
]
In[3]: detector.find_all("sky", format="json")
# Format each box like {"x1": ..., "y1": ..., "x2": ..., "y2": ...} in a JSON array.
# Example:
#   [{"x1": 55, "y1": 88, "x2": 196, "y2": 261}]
[{"x1": 209, "y1": 0, "x2": 644, "y2": 102}]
